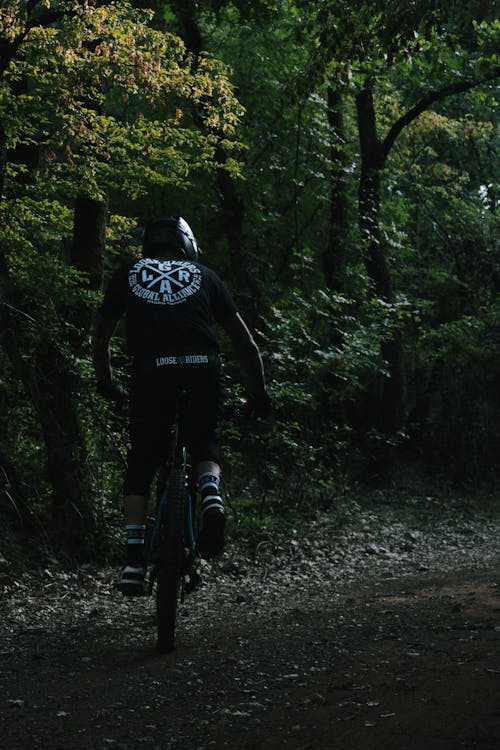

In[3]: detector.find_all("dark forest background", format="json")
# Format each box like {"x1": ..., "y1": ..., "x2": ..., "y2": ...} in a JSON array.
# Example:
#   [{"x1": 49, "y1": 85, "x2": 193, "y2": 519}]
[{"x1": 1, "y1": 0, "x2": 498, "y2": 558}]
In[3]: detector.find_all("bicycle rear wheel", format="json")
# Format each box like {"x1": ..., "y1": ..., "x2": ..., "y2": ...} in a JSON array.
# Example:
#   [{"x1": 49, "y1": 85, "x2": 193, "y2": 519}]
[{"x1": 156, "y1": 465, "x2": 186, "y2": 653}]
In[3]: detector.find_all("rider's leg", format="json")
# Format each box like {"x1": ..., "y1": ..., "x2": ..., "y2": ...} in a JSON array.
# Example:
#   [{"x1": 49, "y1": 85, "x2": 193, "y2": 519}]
[
  {"x1": 195, "y1": 460, "x2": 225, "y2": 558},
  {"x1": 195, "y1": 460, "x2": 220, "y2": 481},
  {"x1": 123, "y1": 369, "x2": 173, "y2": 570},
  {"x1": 118, "y1": 371, "x2": 174, "y2": 594},
  {"x1": 117, "y1": 492, "x2": 150, "y2": 595},
  {"x1": 196, "y1": 460, "x2": 222, "y2": 513},
  {"x1": 124, "y1": 494, "x2": 149, "y2": 565},
  {"x1": 187, "y1": 364, "x2": 225, "y2": 558}
]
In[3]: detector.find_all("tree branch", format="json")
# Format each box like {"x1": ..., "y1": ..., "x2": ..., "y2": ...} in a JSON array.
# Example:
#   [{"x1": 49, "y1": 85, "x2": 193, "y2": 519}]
[{"x1": 381, "y1": 68, "x2": 500, "y2": 161}]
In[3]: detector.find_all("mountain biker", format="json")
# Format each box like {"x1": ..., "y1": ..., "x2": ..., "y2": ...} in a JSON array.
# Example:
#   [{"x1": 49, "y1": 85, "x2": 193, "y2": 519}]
[{"x1": 92, "y1": 216, "x2": 270, "y2": 596}]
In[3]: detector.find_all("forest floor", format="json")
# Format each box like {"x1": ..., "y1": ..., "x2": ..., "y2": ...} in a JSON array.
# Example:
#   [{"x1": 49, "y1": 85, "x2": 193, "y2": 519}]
[{"x1": 1, "y1": 486, "x2": 499, "y2": 750}]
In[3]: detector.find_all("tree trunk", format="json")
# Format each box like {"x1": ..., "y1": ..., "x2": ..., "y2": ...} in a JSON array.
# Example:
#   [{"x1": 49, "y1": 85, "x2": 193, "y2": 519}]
[
  {"x1": 42, "y1": 194, "x2": 108, "y2": 526},
  {"x1": 168, "y1": 2, "x2": 254, "y2": 312},
  {"x1": 35, "y1": 344, "x2": 90, "y2": 526},
  {"x1": 0, "y1": 289, "x2": 90, "y2": 532},
  {"x1": 169, "y1": 0, "x2": 202, "y2": 60},
  {"x1": 356, "y1": 87, "x2": 405, "y2": 434},
  {"x1": 323, "y1": 87, "x2": 349, "y2": 291},
  {"x1": 0, "y1": 444, "x2": 25, "y2": 523},
  {"x1": 356, "y1": 88, "x2": 393, "y2": 299},
  {"x1": 71, "y1": 195, "x2": 106, "y2": 293},
  {"x1": 215, "y1": 148, "x2": 249, "y2": 294},
  {"x1": 0, "y1": 122, "x2": 6, "y2": 198},
  {"x1": 69, "y1": 194, "x2": 107, "y2": 352}
]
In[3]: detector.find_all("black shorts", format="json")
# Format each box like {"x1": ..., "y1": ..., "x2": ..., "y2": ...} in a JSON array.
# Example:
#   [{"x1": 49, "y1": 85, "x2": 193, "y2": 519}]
[{"x1": 123, "y1": 360, "x2": 223, "y2": 496}]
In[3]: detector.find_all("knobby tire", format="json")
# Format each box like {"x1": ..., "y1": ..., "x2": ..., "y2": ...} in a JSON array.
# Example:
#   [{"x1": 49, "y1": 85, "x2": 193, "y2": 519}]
[{"x1": 156, "y1": 465, "x2": 186, "y2": 653}]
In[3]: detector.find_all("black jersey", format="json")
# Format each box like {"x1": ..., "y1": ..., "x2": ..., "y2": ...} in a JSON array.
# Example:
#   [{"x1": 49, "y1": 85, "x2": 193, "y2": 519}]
[{"x1": 99, "y1": 256, "x2": 238, "y2": 358}]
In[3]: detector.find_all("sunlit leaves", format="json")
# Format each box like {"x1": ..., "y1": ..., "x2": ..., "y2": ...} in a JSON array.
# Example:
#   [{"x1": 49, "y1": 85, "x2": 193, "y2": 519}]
[{"x1": 0, "y1": 0, "x2": 244, "y2": 203}]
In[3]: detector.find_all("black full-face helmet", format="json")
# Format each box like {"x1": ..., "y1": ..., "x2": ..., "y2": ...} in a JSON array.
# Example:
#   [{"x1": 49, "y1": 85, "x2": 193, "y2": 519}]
[{"x1": 142, "y1": 216, "x2": 199, "y2": 261}]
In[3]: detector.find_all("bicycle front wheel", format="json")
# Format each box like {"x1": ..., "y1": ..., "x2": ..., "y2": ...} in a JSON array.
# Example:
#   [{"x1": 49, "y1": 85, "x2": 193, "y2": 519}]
[{"x1": 156, "y1": 466, "x2": 186, "y2": 653}]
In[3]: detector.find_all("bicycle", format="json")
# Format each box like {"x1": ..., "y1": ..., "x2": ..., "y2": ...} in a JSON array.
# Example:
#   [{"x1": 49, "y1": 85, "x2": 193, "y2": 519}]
[{"x1": 148, "y1": 388, "x2": 201, "y2": 653}]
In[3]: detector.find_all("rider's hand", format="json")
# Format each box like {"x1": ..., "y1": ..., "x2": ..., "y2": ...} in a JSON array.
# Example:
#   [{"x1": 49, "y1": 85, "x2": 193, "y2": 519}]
[
  {"x1": 97, "y1": 380, "x2": 127, "y2": 407},
  {"x1": 242, "y1": 391, "x2": 271, "y2": 419}
]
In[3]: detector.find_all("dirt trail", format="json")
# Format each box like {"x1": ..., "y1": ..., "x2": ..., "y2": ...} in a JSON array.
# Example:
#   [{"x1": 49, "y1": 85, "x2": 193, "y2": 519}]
[{"x1": 1, "y1": 497, "x2": 499, "y2": 749}]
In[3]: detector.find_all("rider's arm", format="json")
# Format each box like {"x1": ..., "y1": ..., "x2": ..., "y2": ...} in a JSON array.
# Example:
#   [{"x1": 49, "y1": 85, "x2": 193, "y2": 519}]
[
  {"x1": 221, "y1": 312, "x2": 266, "y2": 396},
  {"x1": 91, "y1": 312, "x2": 121, "y2": 392}
]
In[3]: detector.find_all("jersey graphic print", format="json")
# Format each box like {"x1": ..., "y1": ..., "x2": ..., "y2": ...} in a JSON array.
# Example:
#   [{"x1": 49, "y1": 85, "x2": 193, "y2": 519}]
[{"x1": 128, "y1": 258, "x2": 202, "y2": 305}]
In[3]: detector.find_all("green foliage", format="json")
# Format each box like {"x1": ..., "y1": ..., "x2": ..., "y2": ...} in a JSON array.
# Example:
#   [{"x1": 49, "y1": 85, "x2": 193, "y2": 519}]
[
  {"x1": 413, "y1": 301, "x2": 500, "y2": 479},
  {"x1": 1, "y1": 0, "x2": 499, "y2": 559},
  {"x1": 0, "y1": 0, "x2": 244, "y2": 546},
  {"x1": 1, "y1": 1, "x2": 243, "y2": 197}
]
